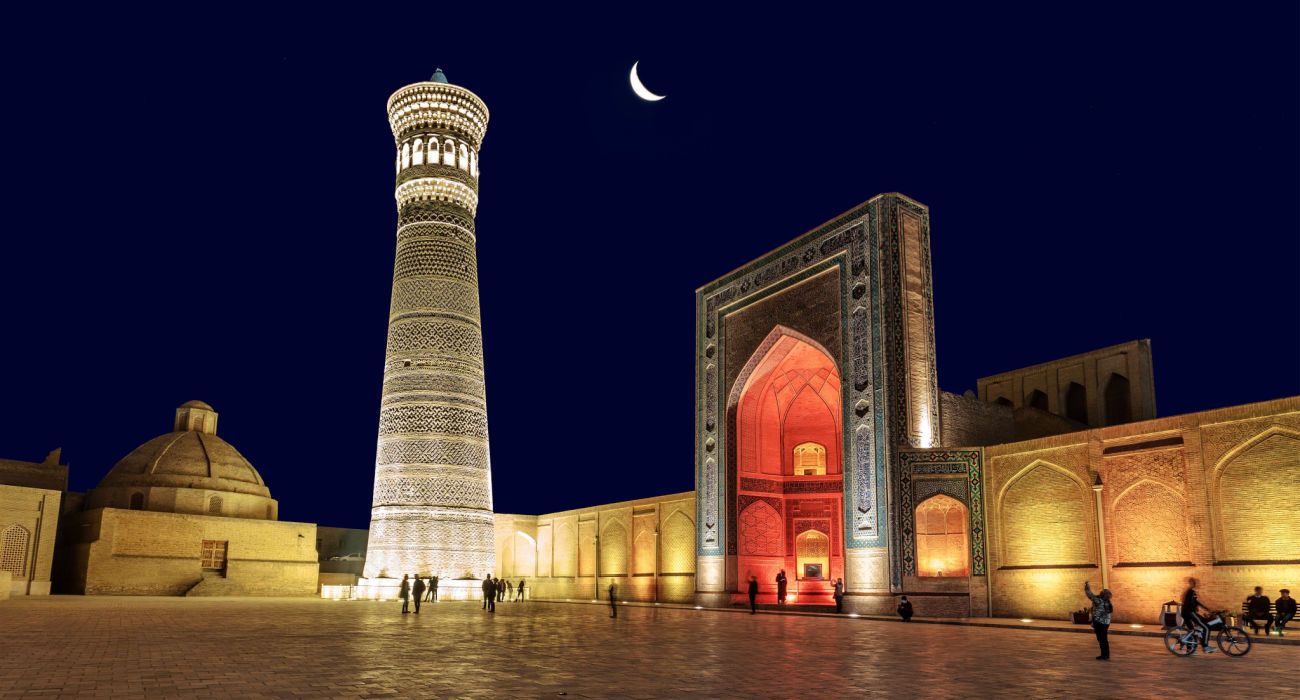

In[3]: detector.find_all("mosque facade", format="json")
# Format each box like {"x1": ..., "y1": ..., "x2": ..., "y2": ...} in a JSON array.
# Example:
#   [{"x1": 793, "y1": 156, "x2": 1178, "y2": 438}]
[{"x1": 489, "y1": 193, "x2": 1300, "y2": 620}]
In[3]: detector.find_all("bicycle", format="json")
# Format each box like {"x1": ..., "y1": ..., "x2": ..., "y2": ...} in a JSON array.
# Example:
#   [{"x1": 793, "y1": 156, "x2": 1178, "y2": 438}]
[{"x1": 1163, "y1": 613, "x2": 1252, "y2": 656}]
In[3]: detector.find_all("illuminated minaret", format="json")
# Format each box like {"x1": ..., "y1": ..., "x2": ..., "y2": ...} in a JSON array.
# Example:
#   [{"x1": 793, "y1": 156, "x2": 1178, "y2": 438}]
[{"x1": 364, "y1": 69, "x2": 494, "y2": 582}]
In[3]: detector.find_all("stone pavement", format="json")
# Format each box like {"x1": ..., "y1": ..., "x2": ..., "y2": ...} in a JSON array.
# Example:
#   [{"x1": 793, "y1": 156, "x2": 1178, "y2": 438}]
[{"x1": 1, "y1": 596, "x2": 1296, "y2": 698}]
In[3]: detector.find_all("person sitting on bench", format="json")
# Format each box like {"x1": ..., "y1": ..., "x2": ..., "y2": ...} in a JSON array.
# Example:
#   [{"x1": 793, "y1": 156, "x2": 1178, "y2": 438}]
[
  {"x1": 1244, "y1": 586, "x2": 1273, "y2": 635},
  {"x1": 1276, "y1": 589, "x2": 1296, "y2": 637}
]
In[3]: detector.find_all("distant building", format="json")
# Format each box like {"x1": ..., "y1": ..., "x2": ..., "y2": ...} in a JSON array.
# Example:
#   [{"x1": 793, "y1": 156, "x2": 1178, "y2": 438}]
[
  {"x1": 54, "y1": 401, "x2": 318, "y2": 596},
  {"x1": 0, "y1": 450, "x2": 67, "y2": 597}
]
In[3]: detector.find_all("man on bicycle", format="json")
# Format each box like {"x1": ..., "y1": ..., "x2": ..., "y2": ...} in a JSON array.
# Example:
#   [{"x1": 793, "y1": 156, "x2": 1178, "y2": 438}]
[{"x1": 1182, "y1": 577, "x2": 1215, "y2": 653}]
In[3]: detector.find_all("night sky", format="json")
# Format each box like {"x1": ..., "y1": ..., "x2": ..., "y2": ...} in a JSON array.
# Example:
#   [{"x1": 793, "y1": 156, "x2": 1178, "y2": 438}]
[{"x1": 2, "y1": 6, "x2": 1296, "y2": 529}]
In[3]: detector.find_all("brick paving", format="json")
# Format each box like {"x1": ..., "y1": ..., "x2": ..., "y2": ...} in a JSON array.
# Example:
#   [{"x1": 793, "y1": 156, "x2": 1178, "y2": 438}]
[{"x1": 1, "y1": 596, "x2": 1296, "y2": 698}]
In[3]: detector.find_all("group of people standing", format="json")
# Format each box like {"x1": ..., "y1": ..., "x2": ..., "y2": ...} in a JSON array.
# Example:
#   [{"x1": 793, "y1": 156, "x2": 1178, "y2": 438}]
[
  {"x1": 744, "y1": 570, "x2": 848, "y2": 614},
  {"x1": 480, "y1": 575, "x2": 525, "y2": 612},
  {"x1": 397, "y1": 574, "x2": 439, "y2": 614}
]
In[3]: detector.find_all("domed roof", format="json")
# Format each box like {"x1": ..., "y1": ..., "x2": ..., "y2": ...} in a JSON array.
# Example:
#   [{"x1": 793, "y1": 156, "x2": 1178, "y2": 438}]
[{"x1": 97, "y1": 402, "x2": 271, "y2": 498}]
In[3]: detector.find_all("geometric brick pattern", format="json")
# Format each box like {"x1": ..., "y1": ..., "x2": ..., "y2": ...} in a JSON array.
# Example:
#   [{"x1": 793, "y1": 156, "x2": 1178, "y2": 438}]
[{"x1": 364, "y1": 74, "x2": 495, "y2": 581}]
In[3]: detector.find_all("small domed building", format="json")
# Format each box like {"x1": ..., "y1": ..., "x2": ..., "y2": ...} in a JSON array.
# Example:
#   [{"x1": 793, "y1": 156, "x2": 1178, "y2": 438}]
[{"x1": 60, "y1": 402, "x2": 318, "y2": 596}]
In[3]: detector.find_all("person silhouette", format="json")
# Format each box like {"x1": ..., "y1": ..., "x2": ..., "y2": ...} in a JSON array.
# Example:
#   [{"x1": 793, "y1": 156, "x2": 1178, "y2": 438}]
[
  {"x1": 399, "y1": 574, "x2": 410, "y2": 614},
  {"x1": 412, "y1": 575, "x2": 425, "y2": 614},
  {"x1": 898, "y1": 595, "x2": 914, "y2": 621},
  {"x1": 482, "y1": 574, "x2": 495, "y2": 612},
  {"x1": 428, "y1": 575, "x2": 438, "y2": 602},
  {"x1": 608, "y1": 581, "x2": 618, "y2": 618},
  {"x1": 776, "y1": 570, "x2": 788, "y2": 605},
  {"x1": 516, "y1": 578, "x2": 526, "y2": 602},
  {"x1": 748, "y1": 575, "x2": 759, "y2": 614},
  {"x1": 833, "y1": 578, "x2": 845, "y2": 613}
]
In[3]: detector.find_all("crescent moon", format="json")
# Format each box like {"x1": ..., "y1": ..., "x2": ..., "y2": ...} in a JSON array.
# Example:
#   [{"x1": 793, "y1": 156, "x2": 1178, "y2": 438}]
[{"x1": 629, "y1": 61, "x2": 666, "y2": 102}]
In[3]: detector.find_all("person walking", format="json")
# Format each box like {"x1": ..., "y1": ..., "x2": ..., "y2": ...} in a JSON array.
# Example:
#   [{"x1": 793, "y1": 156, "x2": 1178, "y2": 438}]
[
  {"x1": 608, "y1": 581, "x2": 618, "y2": 618},
  {"x1": 1182, "y1": 577, "x2": 1214, "y2": 654},
  {"x1": 515, "y1": 578, "x2": 526, "y2": 602},
  {"x1": 747, "y1": 575, "x2": 759, "y2": 614},
  {"x1": 430, "y1": 575, "x2": 438, "y2": 602},
  {"x1": 1083, "y1": 581, "x2": 1113, "y2": 660},
  {"x1": 482, "y1": 574, "x2": 495, "y2": 612},
  {"x1": 897, "y1": 595, "x2": 914, "y2": 621},
  {"x1": 412, "y1": 575, "x2": 425, "y2": 614},
  {"x1": 500, "y1": 579, "x2": 510, "y2": 603},
  {"x1": 833, "y1": 578, "x2": 844, "y2": 613},
  {"x1": 399, "y1": 574, "x2": 411, "y2": 614},
  {"x1": 1245, "y1": 586, "x2": 1274, "y2": 635},
  {"x1": 776, "y1": 570, "x2": 788, "y2": 605},
  {"x1": 1276, "y1": 589, "x2": 1296, "y2": 636}
]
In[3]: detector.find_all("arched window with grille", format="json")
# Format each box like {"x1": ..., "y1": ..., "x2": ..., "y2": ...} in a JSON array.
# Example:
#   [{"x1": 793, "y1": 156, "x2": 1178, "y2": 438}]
[
  {"x1": 792, "y1": 442, "x2": 827, "y2": 476},
  {"x1": 412, "y1": 137, "x2": 424, "y2": 165},
  {"x1": 443, "y1": 140, "x2": 456, "y2": 165},
  {"x1": 915, "y1": 494, "x2": 969, "y2": 577},
  {"x1": 208, "y1": 495, "x2": 223, "y2": 515},
  {"x1": 1, "y1": 525, "x2": 31, "y2": 577}
]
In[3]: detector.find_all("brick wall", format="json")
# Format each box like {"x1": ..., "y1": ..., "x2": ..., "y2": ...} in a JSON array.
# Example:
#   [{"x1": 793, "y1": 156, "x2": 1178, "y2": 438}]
[
  {"x1": 0, "y1": 483, "x2": 61, "y2": 596},
  {"x1": 69, "y1": 507, "x2": 317, "y2": 596},
  {"x1": 494, "y1": 492, "x2": 697, "y2": 604},
  {"x1": 983, "y1": 396, "x2": 1300, "y2": 623}
]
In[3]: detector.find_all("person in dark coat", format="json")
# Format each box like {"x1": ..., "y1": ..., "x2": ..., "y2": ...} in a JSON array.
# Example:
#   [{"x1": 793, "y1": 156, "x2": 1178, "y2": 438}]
[
  {"x1": 1084, "y1": 581, "x2": 1114, "y2": 660},
  {"x1": 1182, "y1": 577, "x2": 1214, "y2": 653},
  {"x1": 608, "y1": 582, "x2": 618, "y2": 618},
  {"x1": 1276, "y1": 589, "x2": 1296, "y2": 636},
  {"x1": 399, "y1": 574, "x2": 411, "y2": 614},
  {"x1": 515, "y1": 579, "x2": 526, "y2": 601},
  {"x1": 482, "y1": 574, "x2": 495, "y2": 612},
  {"x1": 412, "y1": 576, "x2": 426, "y2": 614},
  {"x1": 747, "y1": 575, "x2": 759, "y2": 614},
  {"x1": 897, "y1": 595, "x2": 914, "y2": 621},
  {"x1": 776, "y1": 570, "x2": 788, "y2": 605},
  {"x1": 500, "y1": 579, "x2": 509, "y2": 602},
  {"x1": 833, "y1": 578, "x2": 845, "y2": 613},
  {"x1": 1245, "y1": 586, "x2": 1273, "y2": 635},
  {"x1": 429, "y1": 575, "x2": 438, "y2": 602}
]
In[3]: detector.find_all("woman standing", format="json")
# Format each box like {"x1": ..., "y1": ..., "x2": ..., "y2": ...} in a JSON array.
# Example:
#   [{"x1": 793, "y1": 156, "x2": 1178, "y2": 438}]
[{"x1": 1083, "y1": 581, "x2": 1113, "y2": 660}]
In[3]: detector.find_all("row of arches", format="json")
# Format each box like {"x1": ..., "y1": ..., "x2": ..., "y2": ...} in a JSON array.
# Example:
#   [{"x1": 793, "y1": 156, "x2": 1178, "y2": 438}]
[
  {"x1": 991, "y1": 372, "x2": 1132, "y2": 426},
  {"x1": 995, "y1": 426, "x2": 1300, "y2": 567},
  {"x1": 398, "y1": 137, "x2": 479, "y2": 177}
]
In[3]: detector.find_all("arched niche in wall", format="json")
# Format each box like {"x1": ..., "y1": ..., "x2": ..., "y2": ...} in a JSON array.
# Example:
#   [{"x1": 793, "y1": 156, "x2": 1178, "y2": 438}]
[
  {"x1": 997, "y1": 460, "x2": 1094, "y2": 567},
  {"x1": 1214, "y1": 427, "x2": 1300, "y2": 562},
  {"x1": 915, "y1": 493, "x2": 970, "y2": 577},
  {"x1": 1111, "y1": 479, "x2": 1188, "y2": 564}
]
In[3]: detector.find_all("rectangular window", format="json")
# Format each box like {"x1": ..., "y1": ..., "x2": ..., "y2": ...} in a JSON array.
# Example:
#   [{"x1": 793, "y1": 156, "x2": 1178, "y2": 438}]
[{"x1": 200, "y1": 540, "x2": 228, "y2": 570}]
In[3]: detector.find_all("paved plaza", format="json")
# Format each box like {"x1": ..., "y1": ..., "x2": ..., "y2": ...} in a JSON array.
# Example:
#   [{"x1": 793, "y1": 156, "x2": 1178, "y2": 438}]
[{"x1": 1, "y1": 596, "x2": 1297, "y2": 698}]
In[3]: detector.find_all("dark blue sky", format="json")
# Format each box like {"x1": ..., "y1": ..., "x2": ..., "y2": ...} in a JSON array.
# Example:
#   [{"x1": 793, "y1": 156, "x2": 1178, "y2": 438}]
[{"x1": 2, "y1": 5, "x2": 1296, "y2": 528}]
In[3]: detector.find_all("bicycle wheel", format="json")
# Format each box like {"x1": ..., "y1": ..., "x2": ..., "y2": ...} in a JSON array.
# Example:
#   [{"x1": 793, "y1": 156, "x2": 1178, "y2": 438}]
[
  {"x1": 1217, "y1": 627, "x2": 1252, "y2": 656},
  {"x1": 1164, "y1": 626, "x2": 1197, "y2": 656}
]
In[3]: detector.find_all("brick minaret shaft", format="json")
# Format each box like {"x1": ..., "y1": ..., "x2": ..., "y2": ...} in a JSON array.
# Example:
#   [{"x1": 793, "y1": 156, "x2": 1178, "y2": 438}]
[{"x1": 364, "y1": 69, "x2": 495, "y2": 580}]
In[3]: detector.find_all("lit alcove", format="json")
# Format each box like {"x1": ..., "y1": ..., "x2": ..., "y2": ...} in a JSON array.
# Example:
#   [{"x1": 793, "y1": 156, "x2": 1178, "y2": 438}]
[
  {"x1": 915, "y1": 494, "x2": 969, "y2": 577},
  {"x1": 795, "y1": 530, "x2": 829, "y2": 580},
  {"x1": 793, "y1": 442, "x2": 827, "y2": 476}
]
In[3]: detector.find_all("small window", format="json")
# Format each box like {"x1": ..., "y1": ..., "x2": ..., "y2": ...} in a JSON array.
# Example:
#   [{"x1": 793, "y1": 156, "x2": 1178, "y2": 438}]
[
  {"x1": 792, "y1": 442, "x2": 827, "y2": 476},
  {"x1": 200, "y1": 540, "x2": 228, "y2": 570},
  {"x1": 129, "y1": 492, "x2": 144, "y2": 510},
  {"x1": 208, "y1": 495, "x2": 223, "y2": 515},
  {"x1": 994, "y1": 396, "x2": 1014, "y2": 408},
  {"x1": 1027, "y1": 390, "x2": 1049, "y2": 412}
]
